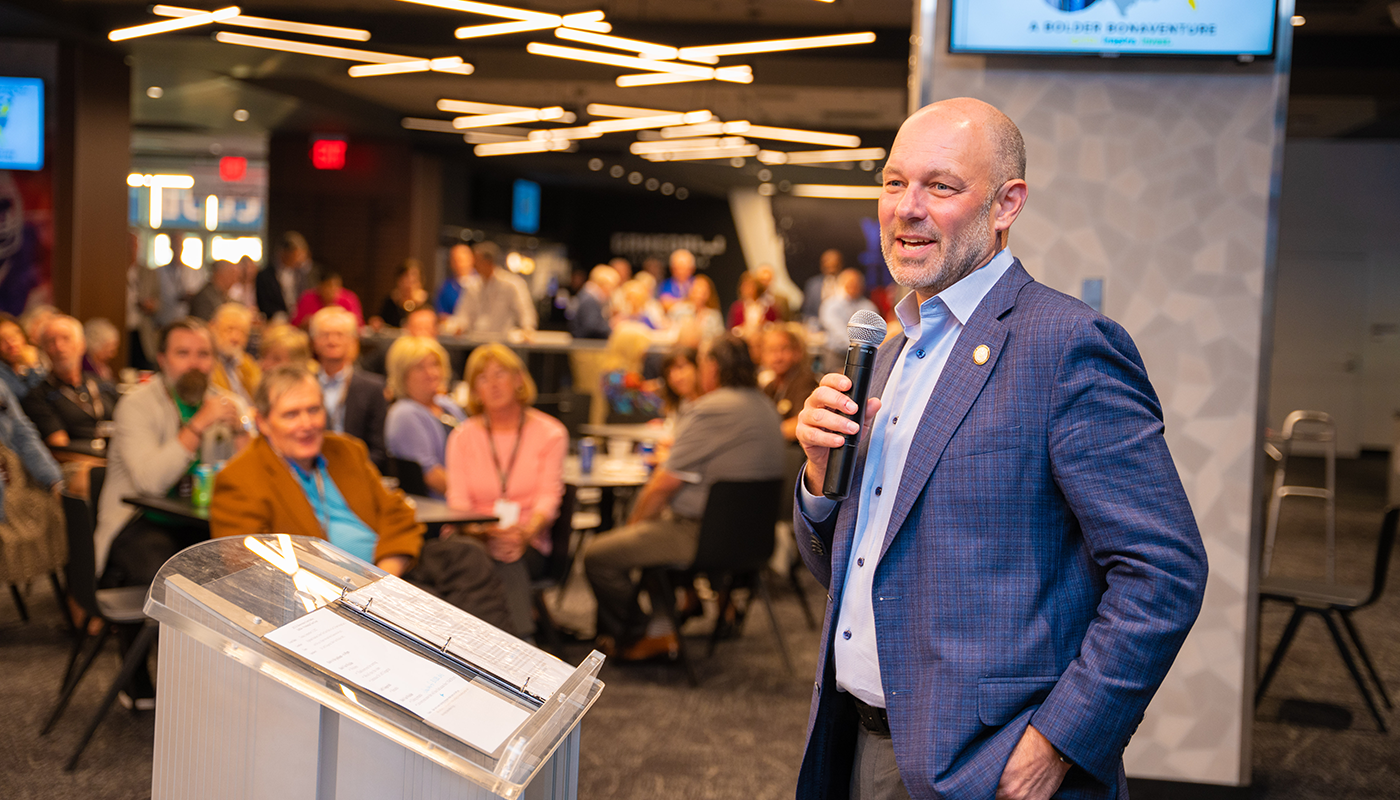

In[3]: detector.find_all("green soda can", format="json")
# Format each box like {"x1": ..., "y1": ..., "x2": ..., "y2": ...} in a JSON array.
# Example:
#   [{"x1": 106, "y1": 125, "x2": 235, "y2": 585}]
[{"x1": 192, "y1": 464, "x2": 216, "y2": 508}]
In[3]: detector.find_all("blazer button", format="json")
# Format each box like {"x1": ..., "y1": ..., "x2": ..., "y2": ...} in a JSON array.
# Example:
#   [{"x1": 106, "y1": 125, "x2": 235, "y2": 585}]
[{"x1": 915, "y1": 348, "x2": 925, "y2": 358}]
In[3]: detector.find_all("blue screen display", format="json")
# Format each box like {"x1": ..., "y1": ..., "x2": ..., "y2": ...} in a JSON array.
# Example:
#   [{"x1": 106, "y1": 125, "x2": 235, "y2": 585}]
[
  {"x1": 950, "y1": 0, "x2": 1277, "y2": 57},
  {"x1": 0, "y1": 77, "x2": 44, "y2": 171},
  {"x1": 512, "y1": 179, "x2": 541, "y2": 234}
]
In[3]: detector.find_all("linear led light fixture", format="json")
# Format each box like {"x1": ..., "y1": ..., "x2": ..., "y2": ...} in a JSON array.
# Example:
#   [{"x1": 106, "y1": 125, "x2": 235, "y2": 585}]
[
  {"x1": 527, "y1": 127, "x2": 604, "y2": 141},
  {"x1": 152, "y1": 5, "x2": 371, "y2": 41},
  {"x1": 474, "y1": 139, "x2": 574, "y2": 156},
  {"x1": 213, "y1": 32, "x2": 471, "y2": 74},
  {"x1": 739, "y1": 125, "x2": 860, "y2": 148},
  {"x1": 790, "y1": 184, "x2": 883, "y2": 199},
  {"x1": 397, "y1": 0, "x2": 557, "y2": 22},
  {"x1": 630, "y1": 137, "x2": 747, "y2": 154},
  {"x1": 110, "y1": 6, "x2": 239, "y2": 41},
  {"x1": 455, "y1": 19, "x2": 557, "y2": 38},
  {"x1": 349, "y1": 57, "x2": 470, "y2": 77},
  {"x1": 554, "y1": 28, "x2": 678, "y2": 59},
  {"x1": 759, "y1": 147, "x2": 887, "y2": 165},
  {"x1": 677, "y1": 32, "x2": 876, "y2": 62},
  {"x1": 640, "y1": 144, "x2": 760, "y2": 162},
  {"x1": 526, "y1": 43, "x2": 713, "y2": 77},
  {"x1": 464, "y1": 131, "x2": 528, "y2": 144},
  {"x1": 587, "y1": 111, "x2": 712, "y2": 134},
  {"x1": 586, "y1": 103, "x2": 675, "y2": 118},
  {"x1": 438, "y1": 99, "x2": 534, "y2": 114},
  {"x1": 402, "y1": 117, "x2": 463, "y2": 133},
  {"x1": 616, "y1": 66, "x2": 751, "y2": 87},
  {"x1": 453, "y1": 106, "x2": 567, "y2": 128},
  {"x1": 394, "y1": 1, "x2": 610, "y2": 36}
]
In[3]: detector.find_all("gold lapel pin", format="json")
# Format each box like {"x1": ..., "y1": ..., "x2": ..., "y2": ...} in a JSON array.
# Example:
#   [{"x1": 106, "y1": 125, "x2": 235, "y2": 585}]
[{"x1": 973, "y1": 344, "x2": 990, "y2": 365}]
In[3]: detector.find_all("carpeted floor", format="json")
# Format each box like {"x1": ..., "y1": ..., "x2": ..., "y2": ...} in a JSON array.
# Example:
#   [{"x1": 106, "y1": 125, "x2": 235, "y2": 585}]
[{"x1": 1, "y1": 453, "x2": 1396, "y2": 799}]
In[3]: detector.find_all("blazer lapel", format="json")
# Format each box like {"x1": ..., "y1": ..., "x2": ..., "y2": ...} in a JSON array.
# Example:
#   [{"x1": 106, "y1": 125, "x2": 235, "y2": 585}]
[
  {"x1": 255, "y1": 440, "x2": 324, "y2": 537},
  {"x1": 877, "y1": 262, "x2": 1032, "y2": 560}
]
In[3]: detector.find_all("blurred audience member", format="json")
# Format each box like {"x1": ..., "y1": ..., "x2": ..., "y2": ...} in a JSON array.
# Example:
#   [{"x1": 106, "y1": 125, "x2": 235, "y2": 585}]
[
  {"x1": 385, "y1": 336, "x2": 463, "y2": 499},
  {"x1": 435, "y1": 243, "x2": 474, "y2": 317},
  {"x1": 257, "y1": 323, "x2": 312, "y2": 373},
  {"x1": 211, "y1": 366, "x2": 515, "y2": 633},
  {"x1": 760, "y1": 324, "x2": 818, "y2": 441},
  {"x1": 569, "y1": 265, "x2": 619, "y2": 340},
  {"x1": 584, "y1": 334, "x2": 785, "y2": 659},
  {"x1": 0, "y1": 376, "x2": 66, "y2": 566},
  {"x1": 23, "y1": 315, "x2": 118, "y2": 459},
  {"x1": 375, "y1": 259, "x2": 429, "y2": 329},
  {"x1": 601, "y1": 323, "x2": 662, "y2": 422},
  {"x1": 257, "y1": 231, "x2": 320, "y2": 322},
  {"x1": 615, "y1": 278, "x2": 667, "y2": 331},
  {"x1": 820, "y1": 268, "x2": 880, "y2": 369},
  {"x1": 640, "y1": 256, "x2": 666, "y2": 285},
  {"x1": 20, "y1": 305, "x2": 57, "y2": 349},
  {"x1": 97, "y1": 318, "x2": 251, "y2": 584},
  {"x1": 310, "y1": 307, "x2": 387, "y2": 470},
  {"x1": 659, "y1": 347, "x2": 701, "y2": 421},
  {"x1": 209, "y1": 303, "x2": 262, "y2": 405},
  {"x1": 753, "y1": 264, "x2": 792, "y2": 321},
  {"x1": 82, "y1": 317, "x2": 121, "y2": 383},
  {"x1": 453, "y1": 242, "x2": 537, "y2": 335},
  {"x1": 402, "y1": 306, "x2": 438, "y2": 339},
  {"x1": 801, "y1": 249, "x2": 844, "y2": 322},
  {"x1": 728, "y1": 272, "x2": 779, "y2": 335},
  {"x1": 126, "y1": 232, "x2": 159, "y2": 370},
  {"x1": 293, "y1": 271, "x2": 363, "y2": 328},
  {"x1": 658, "y1": 249, "x2": 696, "y2": 311},
  {"x1": 446, "y1": 344, "x2": 568, "y2": 637},
  {"x1": 608, "y1": 257, "x2": 633, "y2": 283},
  {"x1": 189, "y1": 259, "x2": 241, "y2": 321},
  {"x1": 667, "y1": 273, "x2": 724, "y2": 343},
  {"x1": 227, "y1": 256, "x2": 259, "y2": 309},
  {"x1": 0, "y1": 312, "x2": 46, "y2": 400}
]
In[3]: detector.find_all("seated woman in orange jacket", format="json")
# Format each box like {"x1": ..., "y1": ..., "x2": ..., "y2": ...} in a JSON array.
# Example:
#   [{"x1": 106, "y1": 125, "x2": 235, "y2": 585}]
[{"x1": 210, "y1": 365, "x2": 514, "y2": 631}]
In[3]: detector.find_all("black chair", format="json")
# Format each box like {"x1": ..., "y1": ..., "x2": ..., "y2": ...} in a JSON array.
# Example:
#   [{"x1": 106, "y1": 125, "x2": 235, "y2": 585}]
[
  {"x1": 534, "y1": 392, "x2": 592, "y2": 439},
  {"x1": 42, "y1": 494, "x2": 156, "y2": 771},
  {"x1": 640, "y1": 479, "x2": 790, "y2": 685},
  {"x1": 531, "y1": 485, "x2": 579, "y2": 651},
  {"x1": 1255, "y1": 506, "x2": 1398, "y2": 731},
  {"x1": 390, "y1": 457, "x2": 430, "y2": 497},
  {"x1": 88, "y1": 465, "x2": 106, "y2": 530}
]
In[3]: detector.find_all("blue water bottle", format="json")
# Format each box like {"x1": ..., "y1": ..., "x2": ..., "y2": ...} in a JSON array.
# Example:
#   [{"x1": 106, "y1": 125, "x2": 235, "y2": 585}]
[{"x1": 579, "y1": 437, "x2": 596, "y2": 474}]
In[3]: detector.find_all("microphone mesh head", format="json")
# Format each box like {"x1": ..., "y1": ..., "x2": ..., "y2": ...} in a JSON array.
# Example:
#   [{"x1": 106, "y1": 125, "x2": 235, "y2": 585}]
[{"x1": 847, "y1": 310, "x2": 887, "y2": 347}]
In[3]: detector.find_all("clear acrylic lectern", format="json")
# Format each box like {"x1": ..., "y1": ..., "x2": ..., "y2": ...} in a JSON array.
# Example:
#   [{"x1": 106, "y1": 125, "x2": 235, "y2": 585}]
[{"x1": 143, "y1": 534, "x2": 605, "y2": 800}]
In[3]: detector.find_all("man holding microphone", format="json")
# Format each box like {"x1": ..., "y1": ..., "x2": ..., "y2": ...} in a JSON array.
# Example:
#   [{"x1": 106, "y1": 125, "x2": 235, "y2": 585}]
[{"x1": 793, "y1": 98, "x2": 1208, "y2": 799}]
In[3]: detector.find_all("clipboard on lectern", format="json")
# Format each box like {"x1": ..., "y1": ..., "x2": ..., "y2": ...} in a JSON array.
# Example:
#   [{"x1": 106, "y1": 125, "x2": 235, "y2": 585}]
[{"x1": 143, "y1": 534, "x2": 605, "y2": 800}]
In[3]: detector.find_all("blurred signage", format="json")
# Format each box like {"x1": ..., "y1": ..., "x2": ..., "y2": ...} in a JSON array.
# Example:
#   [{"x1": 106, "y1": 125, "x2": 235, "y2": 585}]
[{"x1": 311, "y1": 137, "x2": 347, "y2": 170}]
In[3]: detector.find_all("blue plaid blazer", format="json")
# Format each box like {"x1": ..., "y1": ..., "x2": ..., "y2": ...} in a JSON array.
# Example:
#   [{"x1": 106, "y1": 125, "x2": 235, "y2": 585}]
[{"x1": 795, "y1": 261, "x2": 1208, "y2": 799}]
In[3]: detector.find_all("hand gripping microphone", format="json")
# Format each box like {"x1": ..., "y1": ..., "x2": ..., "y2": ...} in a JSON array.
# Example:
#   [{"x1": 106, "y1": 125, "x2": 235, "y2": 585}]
[{"x1": 823, "y1": 309, "x2": 888, "y2": 500}]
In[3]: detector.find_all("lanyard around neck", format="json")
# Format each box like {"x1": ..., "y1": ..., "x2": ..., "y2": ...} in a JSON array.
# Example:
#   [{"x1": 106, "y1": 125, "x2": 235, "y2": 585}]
[
  {"x1": 57, "y1": 376, "x2": 104, "y2": 421},
  {"x1": 484, "y1": 412, "x2": 527, "y2": 496}
]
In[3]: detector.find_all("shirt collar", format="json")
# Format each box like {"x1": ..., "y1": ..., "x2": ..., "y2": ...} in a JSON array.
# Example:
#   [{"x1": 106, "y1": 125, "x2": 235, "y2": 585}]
[
  {"x1": 893, "y1": 248, "x2": 1016, "y2": 335},
  {"x1": 285, "y1": 453, "x2": 328, "y2": 480},
  {"x1": 319, "y1": 365, "x2": 351, "y2": 387}
]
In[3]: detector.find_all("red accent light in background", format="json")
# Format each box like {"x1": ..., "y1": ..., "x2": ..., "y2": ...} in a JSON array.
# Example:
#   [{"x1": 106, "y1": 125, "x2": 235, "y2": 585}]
[
  {"x1": 311, "y1": 138, "x2": 347, "y2": 170},
  {"x1": 218, "y1": 156, "x2": 247, "y2": 182}
]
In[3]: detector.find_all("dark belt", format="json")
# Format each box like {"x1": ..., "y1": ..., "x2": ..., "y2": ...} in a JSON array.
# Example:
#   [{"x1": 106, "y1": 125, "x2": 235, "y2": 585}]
[{"x1": 848, "y1": 693, "x2": 891, "y2": 737}]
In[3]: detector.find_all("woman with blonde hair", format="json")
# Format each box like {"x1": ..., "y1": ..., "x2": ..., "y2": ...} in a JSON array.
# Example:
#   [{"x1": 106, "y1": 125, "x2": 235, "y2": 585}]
[
  {"x1": 384, "y1": 336, "x2": 464, "y2": 498},
  {"x1": 257, "y1": 323, "x2": 312, "y2": 373},
  {"x1": 445, "y1": 343, "x2": 567, "y2": 636}
]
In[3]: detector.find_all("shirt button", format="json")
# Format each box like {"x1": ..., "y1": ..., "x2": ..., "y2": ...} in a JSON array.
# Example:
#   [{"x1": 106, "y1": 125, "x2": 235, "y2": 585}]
[
  {"x1": 915, "y1": 349, "x2": 925, "y2": 358},
  {"x1": 857, "y1": 557, "x2": 865, "y2": 567},
  {"x1": 843, "y1": 630, "x2": 852, "y2": 640},
  {"x1": 892, "y1": 416, "x2": 898, "y2": 424},
  {"x1": 875, "y1": 486, "x2": 882, "y2": 496}
]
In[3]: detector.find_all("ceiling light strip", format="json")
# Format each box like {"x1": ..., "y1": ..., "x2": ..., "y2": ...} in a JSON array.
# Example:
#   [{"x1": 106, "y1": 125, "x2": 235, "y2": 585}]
[
  {"x1": 438, "y1": 99, "x2": 535, "y2": 114},
  {"x1": 464, "y1": 132, "x2": 528, "y2": 144},
  {"x1": 456, "y1": 20, "x2": 557, "y2": 39},
  {"x1": 528, "y1": 127, "x2": 604, "y2": 141},
  {"x1": 642, "y1": 145, "x2": 760, "y2": 161},
  {"x1": 630, "y1": 137, "x2": 745, "y2": 154},
  {"x1": 790, "y1": 184, "x2": 882, "y2": 199},
  {"x1": 741, "y1": 125, "x2": 861, "y2": 148},
  {"x1": 660, "y1": 121, "x2": 751, "y2": 138},
  {"x1": 350, "y1": 57, "x2": 471, "y2": 77},
  {"x1": 402, "y1": 117, "x2": 462, "y2": 133},
  {"x1": 110, "y1": 6, "x2": 239, "y2": 41},
  {"x1": 678, "y1": 32, "x2": 876, "y2": 61},
  {"x1": 214, "y1": 31, "x2": 427, "y2": 64},
  {"x1": 588, "y1": 111, "x2": 712, "y2": 133},
  {"x1": 615, "y1": 73, "x2": 710, "y2": 87},
  {"x1": 453, "y1": 107, "x2": 567, "y2": 128},
  {"x1": 526, "y1": 43, "x2": 713, "y2": 77},
  {"x1": 760, "y1": 147, "x2": 887, "y2": 165},
  {"x1": 554, "y1": 28, "x2": 678, "y2": 59},
  {"x1": 395, "y1": 0, "x2": 557, "y2": 23},
  {"x1": 474, "y1": 139, "x2": 573, "y2": 156},
  {"x1": 151, "y1": 5, "x2": 371, "y2": 41},
  {"x1": 586, "y1": 103, "x2": 677, "y2": 118}
]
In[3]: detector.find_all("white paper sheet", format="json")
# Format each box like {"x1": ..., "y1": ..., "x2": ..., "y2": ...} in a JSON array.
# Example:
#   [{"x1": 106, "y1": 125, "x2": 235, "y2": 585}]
[{"x1": 266, "y1": 608, "x2": 530, "y2": 753}]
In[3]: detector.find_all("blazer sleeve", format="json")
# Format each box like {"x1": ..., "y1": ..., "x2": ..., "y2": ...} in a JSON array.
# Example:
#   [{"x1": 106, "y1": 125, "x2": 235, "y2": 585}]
[
  {"x1": 793, "y1": 471, "x2": 839, "y2": 590},
  {"x1": 210, "y1": 459, "x2": 275, "y2": 538},
  {"x1": 1029, "y1": 315, "x2": 1208, "y2": 787},
  {"x1": 364, "y1": 454, "x2": 424, "y2": 566},
  {"x1": 116, "y1": 392, "x2": 197, "y2": 497}
]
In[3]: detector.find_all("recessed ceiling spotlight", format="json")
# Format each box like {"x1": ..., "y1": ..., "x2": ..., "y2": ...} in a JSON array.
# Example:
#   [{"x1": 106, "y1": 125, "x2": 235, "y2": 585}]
[
  {"x1": 609, "y1": 165, "x2": 625, "y2": 178},
  {"x1": 146, "y1": 86, "x2": 164, "y2": 99},
  {"x1": 675, "y1": 187, "x2": 689, "y2": 200},
  {"x1": 588, "y1": 158, "x2": 603, "y2": 171},
  {"x1": 627, "y1": 171, "x2": 643, "y2": 185},
  {"x1": 729, "y1": 157, "x2": 745, "y2": 168},
  {"x1": 1290, "y1": 15, "x2": 1305, "y2": 26},
  {"x1": 860, "y1": 160, "x2": 875, "y2": 171},
  {"x1": 233, "y1": 109, "x2": 250, "y2": 121},
  {"x1": 758, "y1": 183, "x2": 776, "y2": 196},
  {"x1": 645, "y1": 178, "x2": 659, "y2": 190},
  {"x1": 660, "y1": 182, "x2": 674, "y2": 195},
  {"x1": 756, "y1": 169, "x2": 771, "y2": 181}
]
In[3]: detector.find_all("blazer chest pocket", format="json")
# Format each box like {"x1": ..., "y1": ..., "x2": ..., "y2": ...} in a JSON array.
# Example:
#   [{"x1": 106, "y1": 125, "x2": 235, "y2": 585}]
[
  {"x1": 977, "y1": 675, "x2": 1058, "y2": 727},
  {"x1": 944, "y1": 425, "x2": 1023, "y2": 461}
]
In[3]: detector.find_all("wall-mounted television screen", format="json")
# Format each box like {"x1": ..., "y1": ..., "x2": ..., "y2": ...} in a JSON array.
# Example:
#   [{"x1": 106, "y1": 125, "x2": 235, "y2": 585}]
[
  {"x1": 0, "y1": 77, "x2": 44, "y2": 171},
  {"x1": 512, "y1": 179, "x2": 541, "y2": 234},
  {"x1": 950, "y1": 0, "x2": 1277, "y2": 58}
]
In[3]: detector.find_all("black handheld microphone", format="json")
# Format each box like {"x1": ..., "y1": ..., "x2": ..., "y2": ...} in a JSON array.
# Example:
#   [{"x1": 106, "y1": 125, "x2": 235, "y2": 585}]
[{"x1": 822, "y1": 309, "x2": 887, "y2": 500}]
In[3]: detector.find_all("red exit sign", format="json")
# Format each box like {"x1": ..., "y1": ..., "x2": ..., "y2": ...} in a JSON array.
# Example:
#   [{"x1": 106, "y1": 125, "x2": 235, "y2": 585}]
[{"x1": 310, "y1": 137, "x2": 347, "y2": 170}]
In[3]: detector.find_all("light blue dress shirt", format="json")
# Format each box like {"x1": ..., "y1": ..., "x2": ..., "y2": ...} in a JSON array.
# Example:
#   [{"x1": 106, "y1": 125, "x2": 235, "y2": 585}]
[
  {"x1": 286, "y1": 455, "x2": 379, "y2": 564},
  {"x1": 800, "y1": 248, "x2": 1016, "y2": 708},
  {"x1": 319, "y1": 367, "x2": 350, "y2": 433}
]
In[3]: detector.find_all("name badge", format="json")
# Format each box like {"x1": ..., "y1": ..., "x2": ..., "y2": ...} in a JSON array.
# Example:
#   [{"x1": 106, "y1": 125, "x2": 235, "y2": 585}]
[{"x1": 493, "y1": 499, "x2": 521, "y2": 528}]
